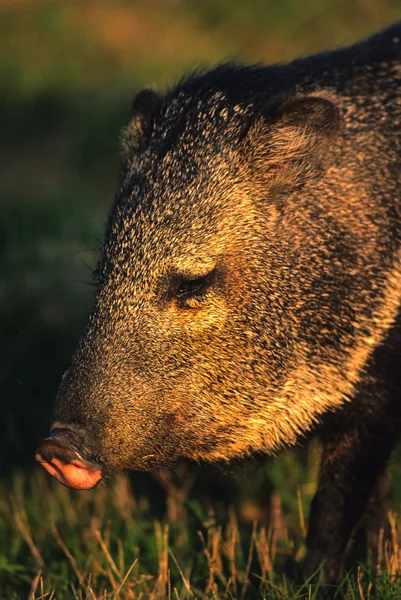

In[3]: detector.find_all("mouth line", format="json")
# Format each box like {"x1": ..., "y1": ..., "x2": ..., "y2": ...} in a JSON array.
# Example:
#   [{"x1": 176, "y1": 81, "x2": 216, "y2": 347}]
[{"x1": 42, "y1": 457, "x2": 102, "y2": 489}]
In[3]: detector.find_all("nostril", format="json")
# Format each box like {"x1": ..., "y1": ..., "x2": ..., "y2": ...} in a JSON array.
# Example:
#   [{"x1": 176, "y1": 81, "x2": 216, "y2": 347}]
[
  {"x1": 48, "y1": 426, "x2": 82, "y2": 448},
  {"x1": 50, "y1": 427, "x2": 72, "y2": 437}
]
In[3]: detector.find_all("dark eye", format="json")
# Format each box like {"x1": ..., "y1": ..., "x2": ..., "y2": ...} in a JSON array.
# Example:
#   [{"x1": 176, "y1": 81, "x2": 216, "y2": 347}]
[{"x1": 176, "y1": 269, "x2": 216, "y2": 301}]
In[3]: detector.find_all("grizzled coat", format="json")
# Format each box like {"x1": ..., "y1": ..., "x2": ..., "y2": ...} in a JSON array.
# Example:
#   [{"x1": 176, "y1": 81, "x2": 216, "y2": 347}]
[{"x1": 38, "y1": 24, "x2": 401, "y2": 584}]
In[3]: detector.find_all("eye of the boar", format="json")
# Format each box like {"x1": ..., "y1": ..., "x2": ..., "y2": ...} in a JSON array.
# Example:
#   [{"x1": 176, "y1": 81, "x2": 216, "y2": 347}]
[{"x1": 176, "y1": 269, "x2": 216, "y2": 302}]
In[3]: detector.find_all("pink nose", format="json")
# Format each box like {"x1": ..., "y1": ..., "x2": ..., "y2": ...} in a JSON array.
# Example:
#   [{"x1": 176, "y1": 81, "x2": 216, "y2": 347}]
[{"x1": 36, "y1": 431, "x2": 103, "y2": 490}]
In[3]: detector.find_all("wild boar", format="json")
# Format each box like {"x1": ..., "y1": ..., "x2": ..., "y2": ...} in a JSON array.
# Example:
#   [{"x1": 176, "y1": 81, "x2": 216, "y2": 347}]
[{"x1": 37, "y1": 23, "x2": 401, "y2": 584}]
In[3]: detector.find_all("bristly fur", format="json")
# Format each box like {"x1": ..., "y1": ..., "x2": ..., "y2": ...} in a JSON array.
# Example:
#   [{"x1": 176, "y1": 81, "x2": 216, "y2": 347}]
[{"x1": 49, "y1": 23, "x2": 401, "y2": 587}]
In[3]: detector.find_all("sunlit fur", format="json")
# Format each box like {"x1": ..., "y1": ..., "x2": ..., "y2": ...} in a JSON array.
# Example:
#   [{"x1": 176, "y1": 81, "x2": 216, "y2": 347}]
[
  {"x1": 52, "y1": 25, "x2": 401, "y2": 479},
  {"x1": 46, "y1": 23, "x2": 401, "y2": 584}
]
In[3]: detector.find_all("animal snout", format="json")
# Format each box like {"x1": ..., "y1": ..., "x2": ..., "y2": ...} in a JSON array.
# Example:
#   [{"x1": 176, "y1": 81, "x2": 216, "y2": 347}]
[{"x1": 36, "y1": 427, "x2": 103, "y2": 490}]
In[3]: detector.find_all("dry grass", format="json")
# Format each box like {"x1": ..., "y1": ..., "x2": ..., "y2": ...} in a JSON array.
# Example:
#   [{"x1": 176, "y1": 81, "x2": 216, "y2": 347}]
[{"x1": 1, "y1": 467, "x2": 401, "y2": 599}]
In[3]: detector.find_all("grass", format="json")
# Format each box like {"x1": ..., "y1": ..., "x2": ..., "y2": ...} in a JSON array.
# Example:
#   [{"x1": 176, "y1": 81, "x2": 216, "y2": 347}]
[
  {"x1": 1, "y1": 462, "x2": 401, "y2": 599},
  {"x1": 0, "y1": 0, "x2": 399, "y2": 95}
]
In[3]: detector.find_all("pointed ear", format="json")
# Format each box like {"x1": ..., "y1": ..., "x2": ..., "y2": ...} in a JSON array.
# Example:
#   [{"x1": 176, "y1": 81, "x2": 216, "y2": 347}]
[
  {"x1": 248, "y1": 94, "x2": 342, "y2": 188},
  {"x1": 121, "y1": 87, "x2": 161, "y2": 159}
]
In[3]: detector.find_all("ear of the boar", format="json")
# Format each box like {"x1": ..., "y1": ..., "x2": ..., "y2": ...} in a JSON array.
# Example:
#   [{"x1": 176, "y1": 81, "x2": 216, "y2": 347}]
[
  {"x1": 121, "y1": 87, "x2": 161, "y2": 158},
  {"x1": 248, "y1": 95, "x2": 342, "y2": 187}
]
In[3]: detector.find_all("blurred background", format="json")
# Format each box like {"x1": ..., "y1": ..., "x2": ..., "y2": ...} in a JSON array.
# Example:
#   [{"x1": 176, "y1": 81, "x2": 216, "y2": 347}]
[{"x1": 2, "y1": 0, "x2": 401, "y2": 503}]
